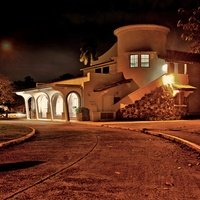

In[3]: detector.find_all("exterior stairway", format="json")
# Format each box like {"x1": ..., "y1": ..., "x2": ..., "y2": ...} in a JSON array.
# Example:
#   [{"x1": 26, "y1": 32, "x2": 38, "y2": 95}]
[{"x1": 114, "y1": 74, "x2": 190, "y2": 120}]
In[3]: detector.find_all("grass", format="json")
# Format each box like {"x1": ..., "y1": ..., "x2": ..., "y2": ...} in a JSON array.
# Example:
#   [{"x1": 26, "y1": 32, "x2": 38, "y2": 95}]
[{"x1": 0, "y1": 125, "x2": 32, "y2": 142}]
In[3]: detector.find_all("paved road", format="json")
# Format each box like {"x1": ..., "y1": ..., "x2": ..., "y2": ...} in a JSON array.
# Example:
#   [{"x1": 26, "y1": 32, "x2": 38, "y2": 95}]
[{"x1": 0, "y1": 122, "x2": 200, "y2": 199}]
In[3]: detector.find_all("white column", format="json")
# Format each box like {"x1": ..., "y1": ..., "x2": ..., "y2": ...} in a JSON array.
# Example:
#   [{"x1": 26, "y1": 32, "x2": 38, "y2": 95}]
[
  {"x1": 34, "y1": 97, "x2": 39, "y2": 119},
  {"x1": 63, "y1": 97, "x2": 69, "y2": 121},
  {"x1": 16, "y1": 92, "x2": 31, "y2": 120},
  {"x1": 24, "y1": 98, "x2": 30, "y2": 119},
  {"x1": 174, "y1": 63, "x2": 178, "y2": 73},
  {"x1": 184, "y1": 63, "x2": 188, "y2": 74},
  {"x1": 49, "y1": 97, "x2": 53, "y2": 120}
]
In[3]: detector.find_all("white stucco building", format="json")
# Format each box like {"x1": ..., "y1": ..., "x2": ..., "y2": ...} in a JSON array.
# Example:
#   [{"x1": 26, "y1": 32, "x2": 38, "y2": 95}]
[{"x1": 16, "y1": 24, "x2": 200, "y2": 121}]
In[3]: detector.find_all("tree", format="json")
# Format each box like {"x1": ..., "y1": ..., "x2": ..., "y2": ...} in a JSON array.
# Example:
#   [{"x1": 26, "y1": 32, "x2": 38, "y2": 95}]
[
  {"x1": 51, "y1": 73, "x2": 75, "y2": 82},
  {"x1": 0, "y1": 74, "x2": 14, "y2": 106},
  {"x1": 14, "y1": 76, "x2": 36, "y2": 90},
  {"x1": 80, "y1": 42, "x2": 97, "y2": 66},
  {"x1": 12, "y1": 76, "x2": 36, "y2": 113},
  {"x1": 177, "y1": 7, "x2": 200, "y2": 53}
]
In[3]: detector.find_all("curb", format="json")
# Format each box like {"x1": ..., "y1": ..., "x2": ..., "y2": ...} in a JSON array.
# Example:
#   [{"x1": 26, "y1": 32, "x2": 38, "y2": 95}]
[
  {"x1": 103, "y1": 125, "x2": 200, "y2": 154},
  {"x1": 0, "y1": 127, "x2": 36, "y2": 149},
  {"x1": 142, "y1": 129, "x2": 200, "y2": 154}
]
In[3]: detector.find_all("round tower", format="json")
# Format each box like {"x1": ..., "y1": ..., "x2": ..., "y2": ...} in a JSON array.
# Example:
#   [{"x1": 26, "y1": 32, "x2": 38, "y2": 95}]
[{"x1": 114, "y1": 24, "x2": 170, "y2": 56}]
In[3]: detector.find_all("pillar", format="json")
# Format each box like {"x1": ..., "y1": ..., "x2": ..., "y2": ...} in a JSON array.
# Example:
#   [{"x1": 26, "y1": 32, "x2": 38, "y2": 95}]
[
  {"x1": 16, "y1": 92, "x2": 32, "y2": 120},
  {"x1": 174, "y1": 63, "x2": 178, "y2": 73},
  {"x1": 49, "y1": 98, "x2": 54, "y2": 120},
  {"x1": 184, "y1": 63, "x2": 188, "y2": 74},
  {"x1": 24, "y1": 98, "x2": 30, "y2": 120},
  {"x1": 34, "y1": 96, "x2": 39, "y2": 119},
  {"x1": 63, "y1": 97, "x2": 69, "y2": 121}
]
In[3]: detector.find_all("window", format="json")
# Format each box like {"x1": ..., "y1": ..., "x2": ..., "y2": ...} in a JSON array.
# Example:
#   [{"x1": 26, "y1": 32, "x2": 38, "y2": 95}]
[
  {"x1": 141, "y1": 54, "x2": 150, "y2": 67},
  {"x1": 130, "y1": 55, "x2": 138, "y2": 67},
  {"x1": 95, "y1": 68, "x2": 101, "y2": 73},
  {"x1": 114, "y1": 97, "x2": 121, "y2": 104},
  {"x1": 130, "y1": 53, "x2": 150, "y2": 68},
  {"x1": 101, "y1": 112, "x2": 114, "y2": 120},
  {"x1": 103, "y1": 66, "x2": 109, "y2": 74}
]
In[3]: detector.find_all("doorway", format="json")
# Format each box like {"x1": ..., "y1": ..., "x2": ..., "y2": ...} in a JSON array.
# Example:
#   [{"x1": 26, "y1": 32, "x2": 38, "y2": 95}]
[{"x1": 67, "y1": 92, "x2": 80, "y2": 119}]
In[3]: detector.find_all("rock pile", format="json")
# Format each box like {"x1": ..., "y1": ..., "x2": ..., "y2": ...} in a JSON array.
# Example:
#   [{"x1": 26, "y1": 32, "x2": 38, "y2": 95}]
[{"x1": 116, "y1": 85, "x2": 187, "y2": 121}]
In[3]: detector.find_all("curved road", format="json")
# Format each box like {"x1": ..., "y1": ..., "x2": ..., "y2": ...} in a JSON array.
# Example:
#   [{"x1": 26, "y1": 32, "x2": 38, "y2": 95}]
[{"x1": 0, "y1": 122, "x2": 200, "y2": 199}]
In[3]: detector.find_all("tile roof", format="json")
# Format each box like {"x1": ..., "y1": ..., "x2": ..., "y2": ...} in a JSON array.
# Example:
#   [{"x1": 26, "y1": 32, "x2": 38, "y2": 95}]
[{"x1": 163, "y1": 50, "x2": 200, "y2": 63}]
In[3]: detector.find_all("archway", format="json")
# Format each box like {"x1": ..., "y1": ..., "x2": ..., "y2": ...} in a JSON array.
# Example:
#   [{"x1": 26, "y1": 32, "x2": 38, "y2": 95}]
[
  {"x1": 67, "y1": 92, "x2": 80, "y2": 119},
  {"x1": 37, "y1": 94, "x2": 49, "y2": 119},
  {"x1": 52, "y1": 94, "x2": 64, "y2": 119},
  {"x1": 28, "y1": 97, "x2": 36, "y2": 119}
]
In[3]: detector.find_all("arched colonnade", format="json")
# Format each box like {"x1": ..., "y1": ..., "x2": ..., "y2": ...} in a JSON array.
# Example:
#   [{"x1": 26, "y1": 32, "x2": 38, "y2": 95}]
[{"x1": 16, "y1": 88, "x2": 81, "y2": 121}]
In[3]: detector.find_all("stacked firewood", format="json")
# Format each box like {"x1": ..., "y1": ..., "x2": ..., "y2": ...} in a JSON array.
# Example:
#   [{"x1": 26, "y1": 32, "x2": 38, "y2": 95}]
[{"x1": 116, "y1": 85, "x2": 187, "y2": 121}]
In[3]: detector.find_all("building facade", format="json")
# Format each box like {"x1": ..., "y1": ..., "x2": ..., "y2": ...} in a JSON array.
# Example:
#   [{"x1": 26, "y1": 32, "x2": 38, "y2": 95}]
[{"x1": 16, "y1": 24, "x2": 200, "y2": 121}]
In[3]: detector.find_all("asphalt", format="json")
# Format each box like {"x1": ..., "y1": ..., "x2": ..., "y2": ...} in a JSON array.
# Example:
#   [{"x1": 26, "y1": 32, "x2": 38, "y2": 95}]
[{"x1": 0, "y1": 119, "x2": 200, "y2": 153}]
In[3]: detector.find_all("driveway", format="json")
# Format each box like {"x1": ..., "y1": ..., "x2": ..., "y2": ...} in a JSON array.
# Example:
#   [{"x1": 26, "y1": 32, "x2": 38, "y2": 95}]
[{"x1": 0, "y1": 121, "x2": 200, "y2": 199}]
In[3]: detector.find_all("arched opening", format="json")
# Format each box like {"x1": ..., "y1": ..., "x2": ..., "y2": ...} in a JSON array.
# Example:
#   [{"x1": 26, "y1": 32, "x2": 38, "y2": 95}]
[
  {"x1": 28, "y1": 97, "x2": 36, "y2": 119},
  {"x1": 37, "y1": 94, "x2": 49, "y2": 119},
  {"x1": 52, "y1": 94, "x2": 64, "y2": 119},
  {"x1": 67, "y1": 92, "x2": 80, "y2": 119}
]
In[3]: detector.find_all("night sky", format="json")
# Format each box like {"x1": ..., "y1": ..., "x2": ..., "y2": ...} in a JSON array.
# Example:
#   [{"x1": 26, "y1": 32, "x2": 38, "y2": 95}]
[{"x1": 0, "y1": 0, "x2": 199, "y2": 82}]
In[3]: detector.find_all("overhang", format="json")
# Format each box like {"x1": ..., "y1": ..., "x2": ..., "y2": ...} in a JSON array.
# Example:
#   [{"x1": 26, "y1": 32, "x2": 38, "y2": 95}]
[
  {"x1": 172, "y1": 83, "x2": 196, "y2": 91},
  {"x1": 94, "y1": 79, "x2": 132, "y2": 92}
]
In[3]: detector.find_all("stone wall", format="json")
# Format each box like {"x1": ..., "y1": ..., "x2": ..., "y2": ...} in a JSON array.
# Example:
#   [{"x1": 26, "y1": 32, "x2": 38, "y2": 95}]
[{"x1": 116, "y1": 86, "x2": 187, "y2": 121}]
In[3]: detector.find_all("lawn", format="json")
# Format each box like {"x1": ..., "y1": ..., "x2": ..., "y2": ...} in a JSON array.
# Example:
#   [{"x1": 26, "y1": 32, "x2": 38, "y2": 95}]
[{"x1": 0, "y1": 125, "x2": 32, "y2": 142}]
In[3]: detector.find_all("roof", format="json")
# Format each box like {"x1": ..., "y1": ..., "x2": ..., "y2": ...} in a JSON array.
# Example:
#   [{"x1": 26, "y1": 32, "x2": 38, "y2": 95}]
[
  {"x1": 172, "y1": 83, "x2": 196, "y2": 91},
  {"x1": 164, "y1": 50, "x2": 200, "y2": 63},
  {"x1": 114, "y1": 24, "x2": 170, "y2": 36}
]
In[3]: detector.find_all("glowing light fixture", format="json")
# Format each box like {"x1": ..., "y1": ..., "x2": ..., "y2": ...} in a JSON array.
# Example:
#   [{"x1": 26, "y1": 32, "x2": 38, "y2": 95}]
[
  {"x1": 162, "y1": 74, "x2": 174, "y2": 85},
  {"x1": 162, "y1": 64, "x2": 168, "y2": 73},
  {"x1": 1, "y1": 40, "x2": 12, "y2": 51}
]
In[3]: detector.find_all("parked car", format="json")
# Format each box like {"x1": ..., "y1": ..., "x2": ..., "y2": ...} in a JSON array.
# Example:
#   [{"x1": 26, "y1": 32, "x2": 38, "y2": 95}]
[{"x1": 1, "y1": 112, "x2": 26, "y2": 119}]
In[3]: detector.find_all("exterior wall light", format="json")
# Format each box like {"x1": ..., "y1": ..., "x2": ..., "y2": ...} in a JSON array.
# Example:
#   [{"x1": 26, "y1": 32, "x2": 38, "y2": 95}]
[
  {"x1": 162, "y1": 74, "x2": 174, "y2": 85},
  {"x1": 162, "y1": 64, "x2": 168, "y2": 73}
]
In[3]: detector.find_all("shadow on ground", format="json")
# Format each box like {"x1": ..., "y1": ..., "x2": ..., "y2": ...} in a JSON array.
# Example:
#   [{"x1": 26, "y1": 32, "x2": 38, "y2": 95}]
[{"x1": 0, "y1": 161, "x2": 45, "y2": 172}]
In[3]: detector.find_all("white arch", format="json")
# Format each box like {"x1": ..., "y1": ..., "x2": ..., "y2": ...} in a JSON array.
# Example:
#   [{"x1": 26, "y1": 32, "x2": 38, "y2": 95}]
[
  {"x1": 27, "y1": 96, "x2": 37, "y2": 119},
  {"x1": 51, "y1": 93, "x2": 65, "y2": 119},
  {"x1": 37, "y1": 93, "x2": 50, "y2": 119},
  {"x1": 55, "y1": 95, "x2": 63, "y2": 115},
  {"x1": 67, "y1": 92, "x2": 81, "y2": 119}
]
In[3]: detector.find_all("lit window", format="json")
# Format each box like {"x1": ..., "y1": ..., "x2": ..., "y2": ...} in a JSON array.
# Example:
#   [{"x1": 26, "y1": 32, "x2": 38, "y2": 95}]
[
  {"x1": 141, "y1": 54, "x2": 150, "y2": 67},
  {"x1": 130, "y1": 55, "x2": 138, "y2": 67}
]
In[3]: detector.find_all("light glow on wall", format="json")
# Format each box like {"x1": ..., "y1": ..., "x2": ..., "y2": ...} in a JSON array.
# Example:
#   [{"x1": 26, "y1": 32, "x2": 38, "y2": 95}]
[
  {"x1": 162, "y1": 74, "x2": 178, "y2": 96},
  {"x1": 173, "y1": 90, "x2": 179, "y2": 97},
  {"x1": 162, "y1": 74, "x2": 174, "y2": 85}
]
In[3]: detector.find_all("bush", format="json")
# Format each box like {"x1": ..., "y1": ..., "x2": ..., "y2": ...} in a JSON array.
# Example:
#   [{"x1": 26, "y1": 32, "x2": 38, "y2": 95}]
[{"x1": 76, "y1": 107, "x2": 90, "y2": 121}]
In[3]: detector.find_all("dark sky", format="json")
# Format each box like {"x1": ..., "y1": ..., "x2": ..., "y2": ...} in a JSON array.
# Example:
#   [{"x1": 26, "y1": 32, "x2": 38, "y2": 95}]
[{"x1": 0, "y1": 0, "x2": 199, "y2": 82}]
